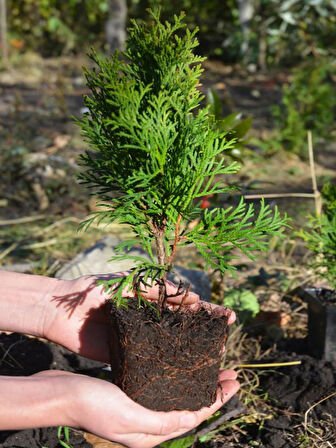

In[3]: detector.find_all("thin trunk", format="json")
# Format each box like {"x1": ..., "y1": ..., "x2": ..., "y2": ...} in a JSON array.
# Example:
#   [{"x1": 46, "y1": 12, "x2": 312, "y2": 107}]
[
  {"x1": 105, "y1": 0, "x2": 127, "y2": 52},
  {"x1": 0, "y1": 0, "x2": 8, "y2": 66},
  {"x1": 155, "y1": 231, "x2": 167, "y2": 313},
  {"x1": 258, "y1": 25, "x2": 267, "y2": 71},
  {"x1": 237, "y1": 0, "x2": 254, "y2": 62}
]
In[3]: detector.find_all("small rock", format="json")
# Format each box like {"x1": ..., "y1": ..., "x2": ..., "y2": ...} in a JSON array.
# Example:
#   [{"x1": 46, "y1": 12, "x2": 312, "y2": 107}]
[
  {"x1": 168, "y1": 265, "x2": 211, "y2": 301},
  {"x1": 55, "y1": 237, "x2": 148, "y2": 280}
]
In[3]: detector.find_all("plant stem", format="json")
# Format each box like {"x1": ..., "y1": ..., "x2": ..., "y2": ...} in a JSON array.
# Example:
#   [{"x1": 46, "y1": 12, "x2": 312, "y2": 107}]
[
  {"x1": 168, "y1": 214, "x2": 182, "y2": 266},
  {"x1": 155, "y1": 230, "x2": 167, "y2": 313}
]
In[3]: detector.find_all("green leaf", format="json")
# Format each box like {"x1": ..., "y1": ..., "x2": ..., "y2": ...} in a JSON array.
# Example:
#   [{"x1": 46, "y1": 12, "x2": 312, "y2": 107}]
[
  {"x1": 223, "y1": 289, "x2": 260, "y2": 323},
  {"x1": 160, "y1": 435, "x2": 195, "y2": 448},
  {"x1": 231, "y1": 116, "x2": 252, "y2": 139},
  {"x1": 218, "y1": 112, "x2": 242, "y2": 130},
  {"x1": 207, "y1": 88, "x2": 222, "y2": 120}
]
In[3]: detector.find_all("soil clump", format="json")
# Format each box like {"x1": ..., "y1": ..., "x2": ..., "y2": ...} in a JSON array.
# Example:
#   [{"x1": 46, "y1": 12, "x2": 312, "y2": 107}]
[{"x1": 108, "y1": 300, "x2": 229, "y2": 411}]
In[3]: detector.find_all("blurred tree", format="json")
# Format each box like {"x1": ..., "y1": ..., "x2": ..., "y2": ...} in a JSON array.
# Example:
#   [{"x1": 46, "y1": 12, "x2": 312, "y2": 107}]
[
  {"x1": 105, "y1": 0, "x2": 127, "y2": 52},
  {"x1": 0, "y1": 0, "x2": 8, "y2": 65},
  {"x1": 265, "y1": 58, "x2": 336, "y2": 157},
  {"x1": 237, "y1": 0, "x2": 254, "y2": 62},
  {"x1": 8, "y1": 0, "x2": 109, "y2": 55},
  {"x1": 5, "y1": 0, "x2": 336, "y2": 67},
  {"x1": 251, "y1": 0, "x2": 336, "y2": 68}
]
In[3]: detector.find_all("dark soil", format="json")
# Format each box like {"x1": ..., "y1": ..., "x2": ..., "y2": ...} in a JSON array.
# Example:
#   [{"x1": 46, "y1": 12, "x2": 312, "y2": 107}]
[
  {"x1": 259, "y1": 353, "x2": 336, "y2": 448},
  {"x1": 108, "y1": 300, "x2": 229, "y2": 411},
  {"x1": 260, "y1": 353, "x2": 336, "y2": 417},
  {"x1": 0, "y1": 427, "x2": 90, "y2": 448},
  {"x1": 196, "y1": 353, "x2": 336, "y2": 448}
]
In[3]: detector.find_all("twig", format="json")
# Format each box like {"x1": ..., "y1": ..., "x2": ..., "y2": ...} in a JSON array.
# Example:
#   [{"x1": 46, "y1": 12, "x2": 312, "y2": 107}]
[
  {"x1": 0, "y1": 242, "x2": 19, "y2": 261},
  {"x1": 0, "y1": 215, "x2": 46, "y2": 226},
  {"x1": 304, "y1": 391, "x2": 336, "y2": 429},
  {"x1": 0, "y1": 0, "x2": 8, "y2": 67},
  {"x1": 237, "y1": 361, "x2": 301, "y2": 368},
  {"x1": 0, "y1": 192, "x2": 25, "y2": 204},
  {"x1": 303, "y1": 391, "x2": 336, "y2": 447},
  {"x1": 22, "y1": 238, "x2": 58, "y2": 249},
  {"x1": 244, "y1": 193, "x2": 316, "y2": 199},
  {"x1": 307, "y1": 130, "x2": 322, "y2": 216},
  {"x1": 39, "y1": 216, "x2": 80, "y2": 234},
  {"x1": 195, "y1": 406, "x2": 246, "y2": 437},
  {"x1": 177, "y1": 283, "x2": 190, "y2": 311}
]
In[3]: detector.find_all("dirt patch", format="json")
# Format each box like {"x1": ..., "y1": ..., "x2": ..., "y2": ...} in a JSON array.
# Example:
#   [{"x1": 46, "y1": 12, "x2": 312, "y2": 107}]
[
  {"x1": 193, "y1": 350, "x2": 336, "y2": 448},
  {"x1": 260, "y1": 353, "x2": 336, "y2": 417},
  {"x1": 257, "y1": 354, "x2": 336, "y2": 448},
  {"x1": 108, "y1": 300, "x2": 229, "y2": 411},
  {"x1": 0, "y1": 427, "x2": 91, "y2": 448}
]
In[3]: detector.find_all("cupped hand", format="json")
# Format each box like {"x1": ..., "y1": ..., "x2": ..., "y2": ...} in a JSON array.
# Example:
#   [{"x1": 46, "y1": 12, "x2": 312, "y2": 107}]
[
  {"x1": 34, "y1": 368, "x2": 239, "y2": 448},
  {"x1": 43, "y1": 273, "x2": 235, "y2": 362}
]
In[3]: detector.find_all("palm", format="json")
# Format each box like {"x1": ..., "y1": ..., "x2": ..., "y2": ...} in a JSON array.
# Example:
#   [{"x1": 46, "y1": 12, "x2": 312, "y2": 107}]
[
  {"x1": 35, "y1": 368, "x2": 239, "y2": 448},
  {"x1": 46, "y1": 275, "x2": 112, "y2": 362}
]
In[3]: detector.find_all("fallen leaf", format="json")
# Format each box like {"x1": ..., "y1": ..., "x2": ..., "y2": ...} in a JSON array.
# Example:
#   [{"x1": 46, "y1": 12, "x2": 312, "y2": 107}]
[{"x1": 84, "y1": 433, "x2": 126, "y2": 448}]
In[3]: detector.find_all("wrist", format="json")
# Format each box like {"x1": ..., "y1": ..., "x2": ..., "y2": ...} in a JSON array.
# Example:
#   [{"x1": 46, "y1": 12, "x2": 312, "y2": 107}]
[
  {"x1": 0, "y1": 271, "x2": 65, "y2": 337},
  {"x1": 0, "y1": 372, "x2": 78, "y2": 430}
]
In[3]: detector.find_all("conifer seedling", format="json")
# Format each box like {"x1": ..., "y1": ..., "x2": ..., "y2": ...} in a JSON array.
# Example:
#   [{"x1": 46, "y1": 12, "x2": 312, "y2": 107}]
[
  {"x1": 76, "y1": 10, "x2": 288, "y2": 411},
  {"x1": 77, "y1": 10, "x2": 287, "y2": 311},
  {"x1": 298, "y1": 184, "x2": 336, "y2": 361},
  {"x1": 299, "y1": 183, "x2": 336, "y2": 290}
]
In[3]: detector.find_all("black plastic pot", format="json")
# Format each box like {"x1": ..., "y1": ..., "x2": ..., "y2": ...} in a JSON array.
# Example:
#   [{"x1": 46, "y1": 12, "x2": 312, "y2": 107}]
[{"x1": 299, "y1": 287, "x2": 336, "y2": 361}]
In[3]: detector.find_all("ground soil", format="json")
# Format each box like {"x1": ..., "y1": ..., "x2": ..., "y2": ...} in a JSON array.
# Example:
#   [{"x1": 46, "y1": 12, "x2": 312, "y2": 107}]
[
  {"x1": 195, "y1": 352, "x2": 336, "y2": 448},
  {"x1": 1, "y1": 332, "x2": 335, "y2": 448},
  {"x1": 108, "y1": 300, "x2": 228, "y2": 411},
  {"x1": 0, "y1": 428, "x2": 90, "y2": 448}
]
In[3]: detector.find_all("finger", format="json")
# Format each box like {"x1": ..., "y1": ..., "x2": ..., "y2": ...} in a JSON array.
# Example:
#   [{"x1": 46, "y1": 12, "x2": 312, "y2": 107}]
[
  {"x1": 32, "y1": 370, "x2": 75, "y2": 377},
  {"x1": 186, "y1": 302, "x2": 236, "y2": 324},
  {"x1": 106, "y1": 273, "x2": 200, "y2": 305},
  {"x1": 142, "y1": 280, "x2": 199, "y2": 305},
  {"x1": 218, "y1": 369, "x2": 237, "y2": 382}
]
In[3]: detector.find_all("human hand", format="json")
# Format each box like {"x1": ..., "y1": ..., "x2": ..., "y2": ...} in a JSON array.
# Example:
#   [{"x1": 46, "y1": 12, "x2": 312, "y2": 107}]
[
  {"x1": 34, "y1": 368, "x2": 239, "y2": 448},
  {"x1": 43, "y1": 273, "x2": 235, "y2": 362}
]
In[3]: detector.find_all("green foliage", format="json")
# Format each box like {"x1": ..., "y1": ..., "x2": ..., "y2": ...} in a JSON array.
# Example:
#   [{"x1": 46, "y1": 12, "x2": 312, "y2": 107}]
[
  {"x1": 8, "y1": 0, "x2": 108, "y2": 55},
  {"x1": 77, "y1": 11, "x2": 288, "y2": 308},
  {"x1": 57, "y1": 426, "x2": 73, "y2": 448},
  {"x1": 223, "y1": 289, "x2": 260, "y2": 323},
  {"x1": 321, "y1": 183, "x2": 336, "y2": 218},
  {"x1": 267, "y1": 59, "x2": 336, "y2": 157},
  {"x1": 298, "y1": 183, "x2": 336, "y2": 289},
  {"x1": 244, "y1": 0, "x2": 336, "y2": 67},
  {"x1": 160, "y1": 435, "x2": 195, "y2": 448},
  {"x1": 7, "y1": 0, "x2": 336, "y2": 66}
]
